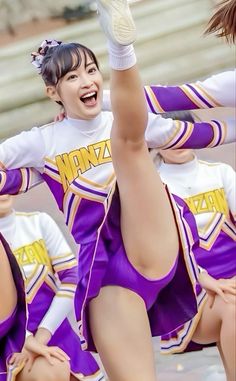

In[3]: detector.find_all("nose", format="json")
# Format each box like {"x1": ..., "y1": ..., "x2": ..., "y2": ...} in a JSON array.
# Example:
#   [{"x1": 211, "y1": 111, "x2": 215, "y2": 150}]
[{"x1": 81, "y1": 73, "x2": 93, "y2": 88}]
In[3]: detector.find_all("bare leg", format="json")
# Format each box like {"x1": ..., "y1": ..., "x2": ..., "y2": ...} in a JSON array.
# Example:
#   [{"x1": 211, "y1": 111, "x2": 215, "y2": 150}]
[
  {"x1": 192, "y1": 293, "x2": 236, "y2": 381},
  {"x1": 96, "y1": 3, "x2": 179, "y2": 279},
  {"x1": 90, "y1": 286, "x2": 157, "y2": 381},
  {"x1": 0, "y1": 241, "x2": 17, "y2": 321},
  {"x1": 110, "y1": 64, "x2": 179, "y2": 279},
  {"x1": 107, "y1": 41, "x2": 179, "y2": 278},
  {"x1": 90, "y1": 2, "x2": 179, "y2": 380},
  {"x1": 16, "y1": 357, "x2": 70, "y2": 381}
]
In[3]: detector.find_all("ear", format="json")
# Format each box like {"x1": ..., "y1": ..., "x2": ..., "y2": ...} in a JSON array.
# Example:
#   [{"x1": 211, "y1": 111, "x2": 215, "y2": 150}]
[{"x1": 46, "y1": 86, "x2": 61, "y2": 102}]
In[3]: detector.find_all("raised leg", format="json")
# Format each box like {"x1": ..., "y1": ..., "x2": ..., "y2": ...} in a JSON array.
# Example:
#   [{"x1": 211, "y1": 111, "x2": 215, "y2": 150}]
[{"x1": 97, "y1": 0, "x2": 179, "y2": 280}]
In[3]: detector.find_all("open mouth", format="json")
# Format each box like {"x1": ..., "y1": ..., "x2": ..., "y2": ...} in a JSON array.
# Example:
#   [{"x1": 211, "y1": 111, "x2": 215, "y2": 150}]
[{"x1": 80, "y1": 91, "x2": 97, "y2": 106}]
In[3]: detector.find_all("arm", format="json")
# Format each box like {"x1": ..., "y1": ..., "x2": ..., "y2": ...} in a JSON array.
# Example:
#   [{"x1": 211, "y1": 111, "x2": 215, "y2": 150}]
[
  {"x1": 34, "y1": 213, "x2": 78, "y2": 344},
  {"x1": 144, "y1": 70, "x2": 236, "y2": 113},
  {"x1": 0, "y1": 127, "x2": 45, "y2": 194},
  {"x1": 0, "y1": 168, "x2": 43, "y2": 195},
  {"x1": 145, "y1": 113, "x2": 236, "y2": 149},
  {"x1": 198, "y1": 270, "x2": 236, "y2": 308},
  {"x1": 0, "y1": 127, "x2": 45, "y2": 169},
  {"x1": 103, "y1": 70, "x2": 235, "y2": 112}
]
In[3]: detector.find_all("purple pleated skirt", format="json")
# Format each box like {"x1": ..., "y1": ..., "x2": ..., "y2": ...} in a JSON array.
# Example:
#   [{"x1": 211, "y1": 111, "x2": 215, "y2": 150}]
[{"x1": 74, "y1": 186, "x2": 200, "y2": 352}]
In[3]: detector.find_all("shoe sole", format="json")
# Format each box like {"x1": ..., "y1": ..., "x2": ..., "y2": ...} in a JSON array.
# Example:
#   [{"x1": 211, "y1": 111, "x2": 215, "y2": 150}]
[{"x1": 98, "y1": 0, "x2": 137, "y2": 45}]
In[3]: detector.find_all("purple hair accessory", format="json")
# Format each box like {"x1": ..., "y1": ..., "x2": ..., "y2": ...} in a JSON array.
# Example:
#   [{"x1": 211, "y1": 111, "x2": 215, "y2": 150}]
[{"x1": 31, "y1": 39, "x2": 62, "y2": 72}]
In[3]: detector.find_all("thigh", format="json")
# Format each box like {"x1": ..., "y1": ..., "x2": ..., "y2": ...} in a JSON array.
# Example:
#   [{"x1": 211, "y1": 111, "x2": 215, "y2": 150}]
[
  {"x1": 115, "y1": 145, "x2": 179, "y2": 278},
  {"x1": 89, "y1": 285, "x2": 157, "y2": 381},
  {"x1": 192, "y1": 294, "x2": 224, "y2": 344},
  {"x1": 16, "y1": 356, "x2": 70, "y2": 381}
]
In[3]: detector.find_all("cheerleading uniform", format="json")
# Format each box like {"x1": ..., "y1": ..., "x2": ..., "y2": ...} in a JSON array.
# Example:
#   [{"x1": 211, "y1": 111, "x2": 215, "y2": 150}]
[
  {"x1": 158, "y1": 156, "x2": 236, "y2": 353},
  {"x1": 0, "y1": 212, "x2": 104, "y2": 381}
]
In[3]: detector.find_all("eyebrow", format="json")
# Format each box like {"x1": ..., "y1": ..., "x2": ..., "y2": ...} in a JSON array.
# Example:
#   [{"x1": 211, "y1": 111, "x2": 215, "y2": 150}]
[{"x1": 85, "y1": 61, "x2": 96, "y2": 68}]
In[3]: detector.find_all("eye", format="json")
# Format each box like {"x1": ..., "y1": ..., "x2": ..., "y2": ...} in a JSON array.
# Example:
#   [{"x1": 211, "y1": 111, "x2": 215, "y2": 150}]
[
  {"x1": 67, "y1": 74, "x2": 78, "y2": 80},
  {"x1": 88, "y1": 66, "x2": 97, "y2": 74}
]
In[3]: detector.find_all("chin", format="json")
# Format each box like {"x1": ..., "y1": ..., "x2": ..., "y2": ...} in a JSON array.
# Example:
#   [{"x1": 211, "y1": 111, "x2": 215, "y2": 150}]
[{"x1": 87, "y1": 107, "x2": 101, "y2": 119}]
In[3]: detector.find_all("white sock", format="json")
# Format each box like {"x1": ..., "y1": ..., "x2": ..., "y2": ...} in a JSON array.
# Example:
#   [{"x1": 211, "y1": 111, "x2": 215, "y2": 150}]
[{"x1": 107, "y1": 40, "x2": 137, "y2": 70}]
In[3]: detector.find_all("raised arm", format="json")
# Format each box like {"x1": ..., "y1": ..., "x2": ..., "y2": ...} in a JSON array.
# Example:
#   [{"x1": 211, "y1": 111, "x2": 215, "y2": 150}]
[
  {"x1": 145, "y1": 70, "x2": 235, "y2": 112},
  {"x1": 145, "y1": 113, "x2": 236, "y2": 149},
  {"x1": 103, "y1": 70, "x2": 235, "y2": 112}
]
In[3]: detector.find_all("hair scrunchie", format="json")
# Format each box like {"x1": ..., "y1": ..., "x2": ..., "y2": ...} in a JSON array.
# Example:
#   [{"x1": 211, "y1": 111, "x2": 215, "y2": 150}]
[{"x1": 31, "y1": 39, "x2": 62, "y2": 72}]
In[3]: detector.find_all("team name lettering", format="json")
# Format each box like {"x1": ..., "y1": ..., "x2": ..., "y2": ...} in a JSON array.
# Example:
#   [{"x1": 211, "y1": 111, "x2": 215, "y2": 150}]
[
  {"x1": 56, "y1": 140, "x2": 112, "y2": 191},
  {"x1": 14, "y1": 239, "x2": 51, "y2": 267},
  {"x1": 185, "y1": 188, "x2": 229, "y2": 216}
]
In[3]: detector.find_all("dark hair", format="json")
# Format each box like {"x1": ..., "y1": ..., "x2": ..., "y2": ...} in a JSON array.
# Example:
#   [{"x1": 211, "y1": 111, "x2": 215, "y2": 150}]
[
  {"x1": 41, "y1": 42, "x2": 99, "y2": 86},
  {"x1": 162, "y1": 111, "x2": 195, "y2": 124},
  {"x1": 205, "y1": 0, "x2": 236, "y2": 43}
]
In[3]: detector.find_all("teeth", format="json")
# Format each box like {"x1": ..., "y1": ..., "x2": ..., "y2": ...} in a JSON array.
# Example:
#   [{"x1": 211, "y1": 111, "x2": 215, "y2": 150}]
[{"x1": 81, "y1": 92, "x2": 96, "y2": 99}]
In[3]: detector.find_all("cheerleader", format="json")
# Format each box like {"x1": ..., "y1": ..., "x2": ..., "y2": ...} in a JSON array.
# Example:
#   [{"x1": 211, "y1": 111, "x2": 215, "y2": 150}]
[
  {"x1": 0, "y1": 1, "x2": 233, "y2": 380},
  {"x1": 0, "y1": 217, "x2": 26, "y2": 381},
  {"x1": 152, "y1": 111, "x2": 236, "y2": 381},
  {"x1": 0, "y1": 195, "x2": 104, "y2": 381}
]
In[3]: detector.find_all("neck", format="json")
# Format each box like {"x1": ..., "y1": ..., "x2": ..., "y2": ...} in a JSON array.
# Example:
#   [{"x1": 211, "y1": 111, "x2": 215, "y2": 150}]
[
  {"x1": 66, "y1": 113, "x2": 102, "y2": 132},
  {"x1": 0, "y1": 209, "x2": 13, "y2": 218},
  {"x1": 163, "y1": 153, "x2": 195, "y2": 165}
]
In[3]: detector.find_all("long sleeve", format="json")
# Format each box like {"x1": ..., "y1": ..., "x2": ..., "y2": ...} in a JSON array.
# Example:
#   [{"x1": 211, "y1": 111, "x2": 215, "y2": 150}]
[
  {"x1": 0, "y1": 127, "x2": 46, "y2": 170},
  {"x1": 36, "y1": 213, "x2": 78, "y2": 335},
  {"x1": 0, "y1": 126, "x2": 46, "y2": 195},
  {"x1": 103, "y1": 91, "x2": 236, "y2": 149},
  {"x1": 145, "y1": 113, "x2": 236, "y2": 149},
  {"x1": 0, "y1": 168, "x2": 43, "y2": 195},
  {"x1": 144, "y1": 70, "x2": 236, "y2": 113}
]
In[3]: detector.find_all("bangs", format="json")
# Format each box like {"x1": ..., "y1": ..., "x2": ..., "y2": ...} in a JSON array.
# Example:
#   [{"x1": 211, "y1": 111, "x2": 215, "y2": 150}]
[{"x1": 42, "y1": 42, "x2": 99, "y2": 86}]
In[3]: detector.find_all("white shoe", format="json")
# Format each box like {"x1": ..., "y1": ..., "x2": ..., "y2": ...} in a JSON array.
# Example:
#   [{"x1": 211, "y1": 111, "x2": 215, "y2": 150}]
[{"x1": 97, "y1": 0, "x2": 137, "y2": 45}]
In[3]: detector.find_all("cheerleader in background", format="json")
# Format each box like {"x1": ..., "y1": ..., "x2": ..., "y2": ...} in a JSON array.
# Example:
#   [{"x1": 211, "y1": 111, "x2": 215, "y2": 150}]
[
  {"x1": 0, "y1": 197, "x2": 26, "y2": 381},
  {"x1": 152, "y1": 110, "x2": 236, "y2": 381},
  {"x1": 0, "y1": 195, "x2": 104, "y2": 381}
]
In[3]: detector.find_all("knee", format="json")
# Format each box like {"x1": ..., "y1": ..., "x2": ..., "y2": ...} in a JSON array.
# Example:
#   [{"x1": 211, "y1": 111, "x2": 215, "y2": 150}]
[{"x1": 29, "y1": 361, "x2": 70, "y2": 381}]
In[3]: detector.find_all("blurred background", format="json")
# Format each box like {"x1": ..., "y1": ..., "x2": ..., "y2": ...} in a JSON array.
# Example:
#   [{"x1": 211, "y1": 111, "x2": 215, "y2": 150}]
[{"x1": 0, "y1": 1, "x2": 235, "y2": 380}]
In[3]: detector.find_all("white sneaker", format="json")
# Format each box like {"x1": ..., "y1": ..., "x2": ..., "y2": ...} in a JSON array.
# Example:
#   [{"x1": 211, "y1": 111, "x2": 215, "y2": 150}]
[{"x1": 97, "y1": 0, "x2": 137, "y2": 45}]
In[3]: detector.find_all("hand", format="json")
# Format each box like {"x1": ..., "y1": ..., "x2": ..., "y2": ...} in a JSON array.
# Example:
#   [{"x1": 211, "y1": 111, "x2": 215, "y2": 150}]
[
  {"x1": 8, "y1": 348, "x2": 34, "y2": 369},
  {"x1": 34, "y1": 327, "x2": 52, "y2": 345},
  {"x1": 24, "y1": 335, "x2": 70, "y2": 366},
  {"x1": 198, "y1": 272, "x2": 236, "y2": 308}
]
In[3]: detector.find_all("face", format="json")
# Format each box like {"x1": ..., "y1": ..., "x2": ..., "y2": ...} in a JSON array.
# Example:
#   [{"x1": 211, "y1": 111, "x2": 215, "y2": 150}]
[
  {"x1": 0, "y1": 195, "x2": 13, "y2": 217},
  {"x1": 159, "y1": 149, "x2": 194, "y2": 164},
  {"x1": 47, "y1": 52, "x2": 103, "y2": 120}
]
